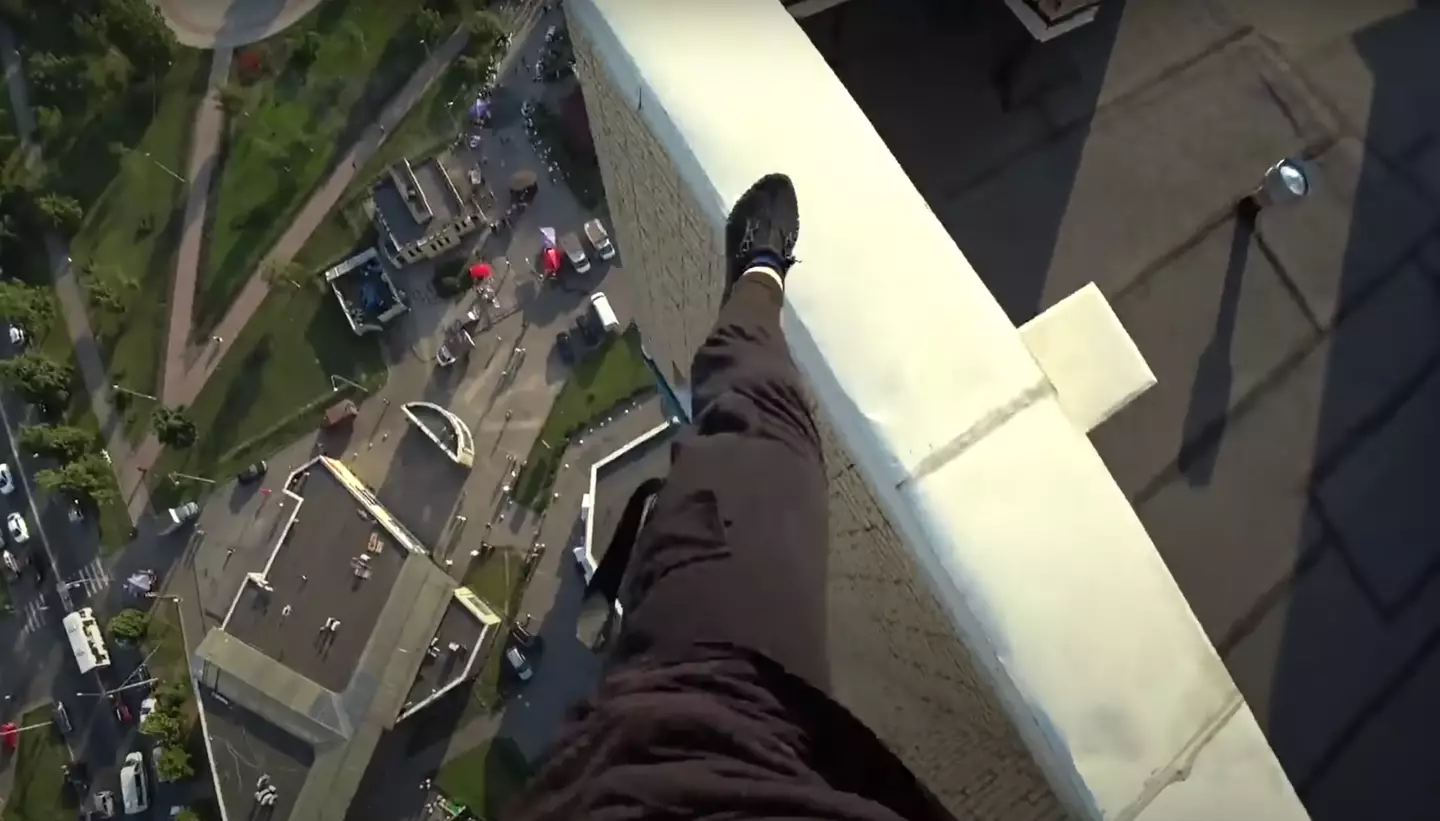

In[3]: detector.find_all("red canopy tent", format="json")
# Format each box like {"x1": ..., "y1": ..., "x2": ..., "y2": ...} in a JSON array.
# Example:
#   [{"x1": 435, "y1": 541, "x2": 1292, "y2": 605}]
[
  {"x1": 541, "y1": 247, "x2": 561, "y2": 275},
  {"x1": 468, "y1": 262, "x2": 493, "y2": 280}
]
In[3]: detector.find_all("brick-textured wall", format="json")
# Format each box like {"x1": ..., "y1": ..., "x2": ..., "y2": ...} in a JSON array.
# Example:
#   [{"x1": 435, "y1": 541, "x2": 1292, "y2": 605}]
[{"x1": 569, "y1": 17, "x2": 1065, "y2": 820}]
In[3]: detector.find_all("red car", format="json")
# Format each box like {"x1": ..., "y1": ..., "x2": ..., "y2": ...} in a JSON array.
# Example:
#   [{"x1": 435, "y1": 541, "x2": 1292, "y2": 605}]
[
  {"x1": 110, "y1": 695, "x2": 131, "y2": 724},
  {"x1": 1, "y1": 722, "x2": 17, "y2": 750}
]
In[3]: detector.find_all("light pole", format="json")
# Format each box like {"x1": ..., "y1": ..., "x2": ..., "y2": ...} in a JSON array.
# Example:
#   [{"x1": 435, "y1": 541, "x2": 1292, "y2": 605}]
[
  {"x1": 169, "y1": 472, "x2": 216, "y2": 486},
  {"x1": 330, "y1": 375, "x2": 369, "y2": 394},
  {"x1": 112, "y1": 383, "x2": 157, "y2": 401},
  {"x1": 76, "y1": 677, "x2": 157, "y2": 698},
  {"x1": 138, "y1": 150, "x2": 185, "y2": 184}
]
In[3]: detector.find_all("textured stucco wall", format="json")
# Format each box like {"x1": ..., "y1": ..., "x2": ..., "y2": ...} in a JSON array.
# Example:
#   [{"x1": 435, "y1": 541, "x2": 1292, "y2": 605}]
[{"x1": 569, "y1": 18, "x2": 1065, "y2": 821}]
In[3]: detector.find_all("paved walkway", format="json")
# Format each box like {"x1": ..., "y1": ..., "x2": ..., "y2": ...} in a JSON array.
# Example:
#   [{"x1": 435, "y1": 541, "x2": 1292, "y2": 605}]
[
  {"x1": 161, "y1": 26, "x2": 477, "y2": 412},
  {"x1": 162, "y1": 47, "x2": 232, "y2": 410},
  {"x1": 0, "y1": 25, "x2": 147, "y2": 521}
]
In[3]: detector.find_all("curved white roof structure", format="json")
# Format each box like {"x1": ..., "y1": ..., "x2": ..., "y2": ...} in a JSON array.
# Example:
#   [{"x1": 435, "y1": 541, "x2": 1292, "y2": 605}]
[{"x1": 566, "y1": 0, "x2": 1310, "y2": 818}]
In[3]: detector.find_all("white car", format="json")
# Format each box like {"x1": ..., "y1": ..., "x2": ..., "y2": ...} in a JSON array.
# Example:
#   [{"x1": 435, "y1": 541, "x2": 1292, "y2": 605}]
[
  {"x1": 0, "y1": 463, "x2": 13, "y2": 495},
  {"x1": 435, "y1": 343, "x2": 456, "y2": 367},
  {"x1": 137, "y1": 698, "x2": 157, "y2": 728},
  {"x1": 6, "y1": 512, "x2": 28, "y2": 544},
  {"x1": 505, "y1": 646, "x2": 534, "y2": 681},
  {"x1": 93, "y1": 790, "x2": 116, "y2": 818}
]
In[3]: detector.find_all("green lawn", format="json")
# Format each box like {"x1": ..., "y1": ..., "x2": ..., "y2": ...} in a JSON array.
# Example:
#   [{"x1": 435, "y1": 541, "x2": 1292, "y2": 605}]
[
  {"x1": 435, "y1": 737, "x2": 532, "y2": 821},
  {"x1": 292, "y1": 27, "x2": 507, "y2": 275},
  {"x1": 144, "y1": 599, "x2": 200, "y2": 735},
  {"x1": 197, "y1": 0, "x2": 445, "y2": 336},
  {"x1": 149, "y1": 285, "x2": 386, "y2": 510},
  {"x1": 463, "y1": 547, "x2": 525, "y2": 617},
  {"x1": 2, "y1": 706, "x2": 71, "y2": 821},
  {"x1": 69, "y1": 52, "x2": 208, "y2": 443},
  {"x1": 513, "y1": 326, "x2": 655, "y2": 509}
]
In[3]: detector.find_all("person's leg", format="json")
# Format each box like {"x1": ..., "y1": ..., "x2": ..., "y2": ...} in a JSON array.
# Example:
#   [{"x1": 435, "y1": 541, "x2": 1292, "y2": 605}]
[{"x1": 609, "y1": 174, "x2": 832, "y2": 690}]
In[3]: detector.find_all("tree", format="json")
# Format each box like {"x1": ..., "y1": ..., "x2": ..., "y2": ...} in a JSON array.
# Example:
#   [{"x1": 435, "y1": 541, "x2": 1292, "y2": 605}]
[
  {"x1": 156, "y1": 680, "x2": 189, "y2": 711},
  {"x1": 19, "y1": 424, "x2": 97, "y2": 463},
  {"x1": 34, "y1": 192, "x2": 84, "y2": 234},
  {"x1": 217, "y1": 82, "x2": 247, "y2": 118},
  {"x1": 35, "y1": 455, "x2": 115, "y2": 503},
  {"x1": 288, "y1": 29, "x2": 323, "y2": 69},
  {"x1": 173, "y1": 809, "x2": 201, "y2": 821},
  {"x1": 33, "y1": 105, "x2": 63, "y2": 143},
  {"x1": 416, "y1": 8, "x2": 447, "y2": 44},
  {"x1": 85, "y1": 269, "x2": 137, "y2": 314},
  {"x1": 27, "y1": 52, "x2": 88, "y2": 105},
  {"x1": 151, "y1": 406, "x2": 198, "y2": 448},
  {"x1": 98, "y1": 0, "x2": 176, "y2": 78},
  {"x1": 0, "y1": 352, "x2": 72, "y2": 408},
  {"x1": 339, "y1": 19, "x2": 366, "y2": 54},
  {"x1": 107, "y1": 608, "x2": 150, "y2": 641},
  {"x1": 140, "y1": 710, "x2": 183, "y2": 744},
  {"x1": 457, "y1": 54, "x2": 491, "y2": 86},
  {"x1": 155, "y1": 746, "x2": 194, "y2": 782},
  {"x1": 467, "y1": 8, "x2": 505, "y2": 45},
  {"x1": 0, "y1": 281, "x2": 56, "y2": 334}
]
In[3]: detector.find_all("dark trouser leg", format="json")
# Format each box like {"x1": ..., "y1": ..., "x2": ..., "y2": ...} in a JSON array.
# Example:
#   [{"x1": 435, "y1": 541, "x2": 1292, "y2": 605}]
[{"x1": 613, "y1": 272, "x2": 831, "y2": 690}]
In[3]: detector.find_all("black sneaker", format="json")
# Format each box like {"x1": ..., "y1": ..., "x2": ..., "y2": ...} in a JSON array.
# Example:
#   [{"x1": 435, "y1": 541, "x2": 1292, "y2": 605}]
[{"x1": 724, "y1": 173, "x2": 800, "y2": 293}]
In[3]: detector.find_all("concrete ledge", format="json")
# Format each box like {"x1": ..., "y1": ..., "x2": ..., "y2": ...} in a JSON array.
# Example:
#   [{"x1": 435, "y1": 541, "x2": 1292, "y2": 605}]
[{"x1": 569, "y1": 0, "x2": 1309, "y2": 818}]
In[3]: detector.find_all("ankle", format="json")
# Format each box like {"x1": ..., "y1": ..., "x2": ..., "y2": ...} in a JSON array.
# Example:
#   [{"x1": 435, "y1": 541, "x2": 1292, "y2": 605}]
[{"x1": 745, "y1": 250, "x2": 788, "y2": 276}]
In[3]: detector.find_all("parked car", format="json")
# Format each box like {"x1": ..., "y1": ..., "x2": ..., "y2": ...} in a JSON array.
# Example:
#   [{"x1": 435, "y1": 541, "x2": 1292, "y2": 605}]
[
  {"x1": 8, "y1": 325, "x2": 26, "y2": 346},
  {"x1": 555, "y1": 331, "x2": 576, "y2": 366},
  {"x1": 110, "y1": 694, "x2": 131, "y2": 724},
  {"x1": 322, "y1": 399, "x2": 359, "y2": 429},
  {"x1": 559, "y1": 232, "x2": 590, "y2": 274},
  {"x1": 505, "y1": 646, "x2": 534, "y2": 682},
  {"x1": 583, "y1": 219, "x2": 616, "y2": 261},
  {"x1": 6, "y1": 512, "x2": 28, "y2": 544},
  {"x1": 67, "y1": 500, "x2": 84, "y2": 523},
  {"x1": 588, "y1": 292, "x2": 621, "y2": 334},
  {"x1": 1, "y1": 722, "x2": 16, "y2": 750},
  {"x1": 436, "y1": 343, "x2": 457, "y2": 367},
  {"x1": 137, "y1": 698, "x2": 157, "y2": 728},
  {"x1": 0, "y1": 463, "x2": 14, "y2": 495},
  {"x1": 237, "y1": 461, "x2": 268, "y2": 484}
]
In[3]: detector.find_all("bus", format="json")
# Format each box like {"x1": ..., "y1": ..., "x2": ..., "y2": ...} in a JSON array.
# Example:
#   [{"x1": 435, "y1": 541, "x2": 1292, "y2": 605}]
[{"x1": 61, "y1": 607, "x2": 111, "y2": 674}]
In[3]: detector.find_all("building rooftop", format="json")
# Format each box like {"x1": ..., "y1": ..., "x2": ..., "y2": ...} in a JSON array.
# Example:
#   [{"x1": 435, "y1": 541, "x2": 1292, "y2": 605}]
[
  {"x1": 196, "y1": 457, "x2": 494, "y2": 821},
  {"x1": 201, "y1": 690, "x2": 314, "y2": 821},
  {"x1": 587, "y1": 427, "x2": 673, "y2": 566},
  {"x1": 404, "y1": 594, "x2": 490, "y2": 713},
  {"x1": 225, "y1": 466, "x2": 409, "y2": 691}
]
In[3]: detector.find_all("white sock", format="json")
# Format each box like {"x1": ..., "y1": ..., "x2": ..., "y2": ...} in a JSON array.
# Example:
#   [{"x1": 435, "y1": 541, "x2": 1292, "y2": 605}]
[{"x1": 742, "y1": 265, "x2": 784, "y2": 291}]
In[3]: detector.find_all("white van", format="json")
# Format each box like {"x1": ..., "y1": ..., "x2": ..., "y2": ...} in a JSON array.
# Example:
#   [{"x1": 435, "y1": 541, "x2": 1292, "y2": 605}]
[
  {"x1": 588, "y1": 293, "x2": 620, "y2": 334},
  {"x1": 120, "y1": 752, "x2": 148, "y2": 815}
]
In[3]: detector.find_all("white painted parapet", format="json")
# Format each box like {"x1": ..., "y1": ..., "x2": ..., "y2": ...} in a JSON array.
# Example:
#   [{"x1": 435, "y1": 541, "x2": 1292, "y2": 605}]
[{"x1": 567, "y1": 1, "x2": 1309, "y2": 819}]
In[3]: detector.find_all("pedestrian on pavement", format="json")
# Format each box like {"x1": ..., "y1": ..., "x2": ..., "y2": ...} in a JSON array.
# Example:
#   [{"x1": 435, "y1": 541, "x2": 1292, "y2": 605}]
[{"x1": 509, "y1": 174, "x2": 952, "y2": 821}]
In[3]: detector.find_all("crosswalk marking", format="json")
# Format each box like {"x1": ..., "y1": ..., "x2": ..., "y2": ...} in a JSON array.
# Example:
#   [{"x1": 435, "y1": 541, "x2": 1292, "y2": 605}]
[
  {"x1": 18, "y1": 595, "x2": 49, "y2": 637},
  {"x1": 73, "y1": 557, "x2": 109, "y2": 598}
]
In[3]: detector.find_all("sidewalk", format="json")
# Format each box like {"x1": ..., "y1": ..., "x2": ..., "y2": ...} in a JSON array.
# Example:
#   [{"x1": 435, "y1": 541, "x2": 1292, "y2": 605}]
[
  {"x1": 162, "y1": 26, "x2": 477, "y2": 410},
  {"x1": 0, "y1": 25, "x2": 146, "y2": 523}
]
